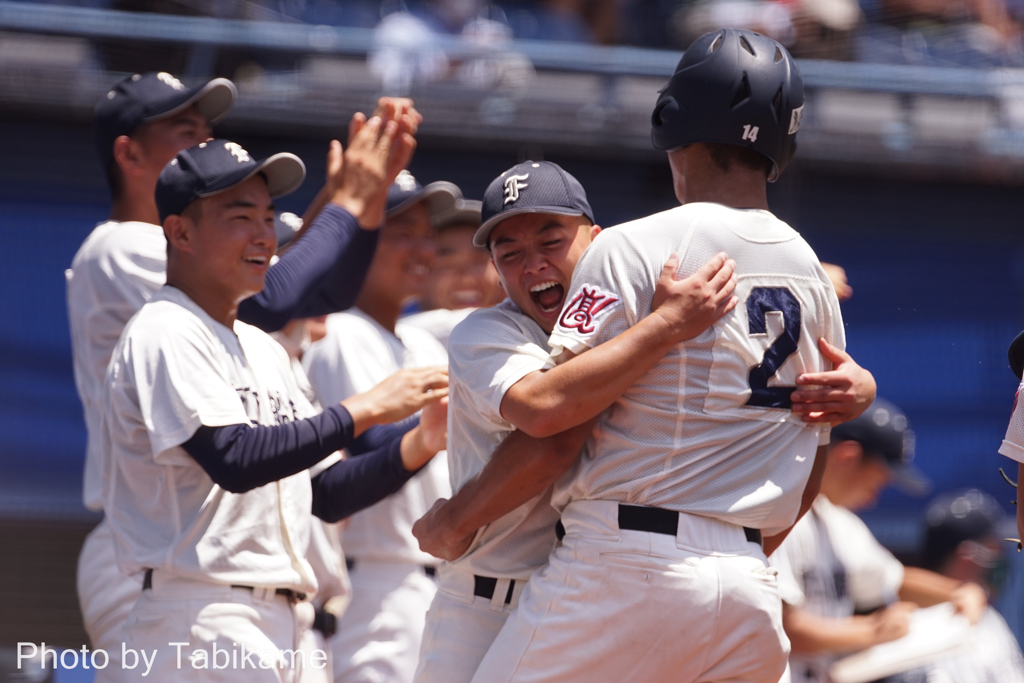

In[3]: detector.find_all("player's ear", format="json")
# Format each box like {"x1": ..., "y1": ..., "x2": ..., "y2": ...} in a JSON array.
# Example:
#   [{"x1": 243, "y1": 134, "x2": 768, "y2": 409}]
[
  {"x1": 112, "y1": 135, "x2": 143, "y2": 178},
  {"x1": 589, "y1": 224, "x2": 602, "y2": 240},
  {"x1": 163, "y1": 214, "x2": 195, "y2": 255}
]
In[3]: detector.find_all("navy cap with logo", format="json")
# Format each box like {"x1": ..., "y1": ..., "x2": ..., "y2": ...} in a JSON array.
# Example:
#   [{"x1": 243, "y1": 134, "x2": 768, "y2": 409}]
[
  {"x1": 156, "y1": 140, "x2": 306, "y2": 223},
  {"x1": 95, "y1": 72, "x2": 236, "y2": 171},
  {"x1": 475, "y1": 161, "x2": 594, "y2": 248},
  {"x1": 830, "y1": 397, "x2": 931, "y2": 495},
  {"x1": 386, "y1": 170, "x2": 462, "y2": 223},
  {"x1": 922, "y1": 488, "x2": 1010, "y2": 571}
]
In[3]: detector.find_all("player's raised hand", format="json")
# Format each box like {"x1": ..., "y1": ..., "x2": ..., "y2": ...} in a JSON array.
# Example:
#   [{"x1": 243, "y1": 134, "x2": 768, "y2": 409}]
[
  {"x1": 791, "y1": 338, "x2": 876, "y2": 426},
  {"x1": 413, "y1": 498, "x2": 476, "y2": 562},
  {"x1": 651, "y1": 252, "x2": 738, "y2": 342},
  {"x1": 331, "y1": 113, "x2": 400, "y2": 229},
  {"x1": 340, "y1": 366, "x2": 449, "y2": 435}
]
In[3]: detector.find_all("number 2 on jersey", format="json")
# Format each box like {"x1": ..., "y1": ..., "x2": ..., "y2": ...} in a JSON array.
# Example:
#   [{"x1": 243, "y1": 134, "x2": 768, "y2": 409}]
[{"x1": 745, "y1": 287, "x2": 801, "y2": 409}]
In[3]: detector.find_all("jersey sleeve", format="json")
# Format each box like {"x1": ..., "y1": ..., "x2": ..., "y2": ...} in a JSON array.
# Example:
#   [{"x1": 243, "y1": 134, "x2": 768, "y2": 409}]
[
  {"x1": 128, "y1": 314, "x2": 250, "y2": 462},
  {"x1": 448, "y1": 311, "x2": 553, "y2": 422},
  {"x1": 833, "y1": 506, "x2": 904, "y2": 610},
  {"x1": 548, "y1": 231, "x2": 647, "y2": 357},
  {"x1": 999, "y1": 382, "x2": 1024, "y2": 463}
]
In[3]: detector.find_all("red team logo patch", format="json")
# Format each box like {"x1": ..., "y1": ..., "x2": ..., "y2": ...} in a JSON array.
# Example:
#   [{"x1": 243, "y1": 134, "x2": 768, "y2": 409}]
[{"x1": 558, "y1": 286, "x2": 619, "y2": 334}]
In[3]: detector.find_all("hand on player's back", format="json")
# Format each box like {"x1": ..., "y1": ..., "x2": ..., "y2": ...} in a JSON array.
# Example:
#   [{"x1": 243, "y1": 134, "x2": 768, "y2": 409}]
[
  {"x1": 413, "y1": 498, "x2": 475, "y2": 562},
  {"x1": 791, "y1": 338, "x2": 877, "y2": 426},
  {"x1": 340, "y1": 366, "x2": 449, "y2": 435},
  {"x1": 650, "y1": 252, "x2": 738, "y2": 342}
]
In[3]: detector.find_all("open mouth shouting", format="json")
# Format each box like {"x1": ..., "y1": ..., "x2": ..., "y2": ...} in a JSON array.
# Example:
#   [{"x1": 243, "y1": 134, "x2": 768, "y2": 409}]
[
  {"x1": 529, "y1": 280, "x2": 565, "y2": 314},
  {"x1": 243, "y1": 254, "x2": 269, "y2": 269}
]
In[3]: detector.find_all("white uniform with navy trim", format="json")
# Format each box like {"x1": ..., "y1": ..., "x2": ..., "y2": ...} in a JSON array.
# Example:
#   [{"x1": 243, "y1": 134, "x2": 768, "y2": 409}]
[
  {"x1": 472, "y1": 202, "x2": 844, "y2": 683},
  {"x1": 414, "y1": 299, "x2": 559, "y2": 683},
  {"x1": 771, "y1": 495, "x2": 905, "y2": 683},
  {"x1": 103, "y1": 285, "x2": 326, "y2": 682},
  {"x1": 303, "y1": 309, "x2": 450, "y2": 683}
]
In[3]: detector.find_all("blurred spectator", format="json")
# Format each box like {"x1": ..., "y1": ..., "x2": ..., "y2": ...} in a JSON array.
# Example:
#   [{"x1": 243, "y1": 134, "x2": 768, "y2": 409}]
[
  {"x1": 402, "y1": 198, "x2": 506, "y2": 348},
  {"x1": 885, "y1": 490, "x2": 1024, "y2": 683}
]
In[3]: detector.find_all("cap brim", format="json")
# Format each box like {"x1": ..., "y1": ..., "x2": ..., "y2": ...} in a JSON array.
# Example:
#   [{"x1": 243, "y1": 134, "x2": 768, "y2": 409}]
[
  {"x1": 198, "y1": 152, "x2": 306, "y2": 201},
  {"x1": 388, "y1": 181, "x2": 461, "y2": 221},
  {"x1": 473, "y1": 207, "x2": 585, "y2": 247},
  {"x1": 1009, "y1": 329, "x2": 1024, "y2": 380},
  {"x1": 890, "y1": 463, "x2": 932, "y2": 497},
  {"x1": 142, "y1": 77, "x2": 237, "y2": 126},
  {"x1": 435, "y1": 200, "x2": 482, "y2": 231}
]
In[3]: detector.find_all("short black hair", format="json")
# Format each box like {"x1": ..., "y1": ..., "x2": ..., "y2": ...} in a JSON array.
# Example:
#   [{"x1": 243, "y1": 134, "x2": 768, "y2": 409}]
[{"x1": 706, "y1": 143, "x2": 773, "y2": 178}]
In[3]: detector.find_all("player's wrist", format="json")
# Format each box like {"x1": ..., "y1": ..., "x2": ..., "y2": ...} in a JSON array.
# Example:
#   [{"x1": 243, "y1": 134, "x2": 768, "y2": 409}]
[
  {"x1": 400, "y1": 426, "x2": 432, "y2": 471},
  {"x1": 331, "y1": 190, "x2": 379, "y2": 230}
]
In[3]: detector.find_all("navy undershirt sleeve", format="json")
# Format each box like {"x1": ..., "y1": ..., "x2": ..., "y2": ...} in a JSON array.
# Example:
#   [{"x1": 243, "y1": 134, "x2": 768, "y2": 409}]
[
  {"x1": 237, "y1": 204, "x2": 378, "y2": 332},
  {"x1": 310, "y1": 434, "x2": 420, "y2": 523},
  {"x1": 181, "y1": 404, "x2": 355, "y2": 494},
  {"x1": 351, "y1": 417, "x2": 418, "y2": 456}
]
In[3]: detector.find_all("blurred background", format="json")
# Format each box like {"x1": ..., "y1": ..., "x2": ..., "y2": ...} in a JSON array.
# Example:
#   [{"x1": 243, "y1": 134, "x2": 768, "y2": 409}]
[{"x1": 3, "y1": 0, "x2": 1024, "y2": 679}]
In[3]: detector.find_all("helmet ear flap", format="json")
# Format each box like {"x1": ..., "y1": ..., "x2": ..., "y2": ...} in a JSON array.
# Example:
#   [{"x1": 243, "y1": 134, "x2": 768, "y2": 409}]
[{"x1": 652, "y1": 96, "x2": 681, "y2": 128}]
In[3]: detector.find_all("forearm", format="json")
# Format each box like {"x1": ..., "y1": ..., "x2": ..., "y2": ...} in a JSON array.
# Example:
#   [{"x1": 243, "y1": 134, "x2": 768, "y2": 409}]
[
  {"x1": 310, "y1": 432, "x2": 414, "y2": 522},
  {"x1": 349, "y1": 417, "x2": 418, "y2": 456},
  {"x1": 238, "y1": 205, "x2": 375, "y2": 331},
  {"x1": 181, "y1": 404, "x2": 354, "y2": 494},
  {"x1": 764, "y1": 444, "x2": 828, "y2": 556},
  {"x1": 898, "y1": 566, "x2": 961, "y2": 606},
  {"x1": 440, "y1": 420, "x2": 594, "y2": 540},
  {"x1": 503, "y1": 314, "x2": 677, "y2": 438},
  {"x1": 784, "y1": 607, "x2": 878, "y2": 655}
]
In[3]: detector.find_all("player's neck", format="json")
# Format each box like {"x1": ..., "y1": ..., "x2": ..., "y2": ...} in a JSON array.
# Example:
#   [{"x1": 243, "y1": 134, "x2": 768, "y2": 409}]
[
  {"x1": 680, "y1": 172, "x2": 768, "y2": 210},
  {"x1": 109, "y1": 183, "x2": 161, "y2": 226},
  {"x1": 166, "y1": 264, "x2": 239, "y2": 330},
  {"x1": 355, "y1": 290, "x2": 402, "y2": 334}
]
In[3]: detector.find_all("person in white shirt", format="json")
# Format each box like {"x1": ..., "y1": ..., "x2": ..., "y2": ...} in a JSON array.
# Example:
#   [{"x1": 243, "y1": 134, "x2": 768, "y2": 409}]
[
  {"x1": 462, "y1": 28, "x2": 878, "y2": 683},
  {"x1": 68, "y1": 69, "x2": 420, "y2": 678},
  {"x1": 773, "y1": 399, "x2": 988, "y2": 683},
  {"x1": 104, "y1": 138, "x2": 448, "y2": 682},
  {"x1": 303, "y1": 171, "x2": 459, "y2": 683},
  {"x1": 402, "y1": 198, "x2": 505, "y2": 349}
]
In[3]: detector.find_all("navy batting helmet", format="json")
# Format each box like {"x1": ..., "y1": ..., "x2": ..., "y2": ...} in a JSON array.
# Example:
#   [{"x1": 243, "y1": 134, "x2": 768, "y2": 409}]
[{"x1": 651, "y1": 28, "x2": 804, "y2": 182}]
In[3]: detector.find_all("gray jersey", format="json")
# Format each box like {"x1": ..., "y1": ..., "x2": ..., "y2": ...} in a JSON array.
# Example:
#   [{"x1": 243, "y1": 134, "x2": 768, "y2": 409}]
[{"x1": 548, "y1": 202, "x2": 844, "y2": 534}]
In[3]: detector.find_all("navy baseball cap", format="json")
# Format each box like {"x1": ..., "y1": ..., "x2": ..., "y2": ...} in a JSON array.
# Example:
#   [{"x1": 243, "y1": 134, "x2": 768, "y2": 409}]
[
  {"x1": 95, "y1": 72, "x2": 236, "y2": 171},
  {"x1": 156, "y1": 140, "x2": 305, "y2": 222},
  {"x1": 386, "y1": 170, "x2": 461, "y2": 223},
  {"x1": 831, "y1": 397, "x2": 930, "y2": 495},
  {"x1": 922, "y1": 489, "x2": 1010, "y2": 570},
  {"x1": 475, "y1": 161, "x2": 594, "y2": 248}
]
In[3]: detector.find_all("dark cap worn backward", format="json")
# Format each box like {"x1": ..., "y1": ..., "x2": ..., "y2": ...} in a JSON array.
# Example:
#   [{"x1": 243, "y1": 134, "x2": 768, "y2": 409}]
[
  {"x1": 156, "y1": 140, "x2": 306, "y2": 223},
  {"x1": 95, "y1": 72, "x2": 236, "y2": 171},
  {"x1": 475, "y1": 161, "x2": 593, "y2": 248},
  {"x1": 830, "y1": 397, "x2": 931, "y2": 495},
  {"x1": 922, "y1": 489, "x2": 1009, "y2": 570},
  {"x1": 386, "y1": 170, "x2": 462, "y2": 224}
]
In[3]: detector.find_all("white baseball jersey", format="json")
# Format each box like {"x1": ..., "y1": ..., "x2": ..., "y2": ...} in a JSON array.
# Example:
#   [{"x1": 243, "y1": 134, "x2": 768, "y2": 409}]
[
  {"x1": 66, "y1": 220, "x2": 166, "y2": 511},
  {"x1": 998, "y1": 381, "x2": 1024, "y2": 463},
  {"x1": 446, "y1": 299, "x2": 562, "y2": 579},
  {"x1": 771, "y1": 495, "x2": 904, "y2": 683},
  {"x1": 303, "y1": 308, "x2": 451, "y2": 565},
  {"x1": 908, "y1": 607, "x2": 1024, "y2": 683},
  {"x1": 402, "y1": 307, "x2": 476, "y2": 350},
  {"x1": 547, "y1": 202, "x2": 844, "y2": 534},
  {"x1": 103, "y1": 285, "x2": 321, "y2": 593}
]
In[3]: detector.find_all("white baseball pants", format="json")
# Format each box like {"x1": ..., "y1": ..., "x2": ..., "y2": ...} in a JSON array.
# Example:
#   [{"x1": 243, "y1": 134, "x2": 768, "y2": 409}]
[
  {"x1": 120, "y1": 572, "x2": 317, "y2": 683},
  {"x1": 77, "y1": 518, "x2": 142, "y2": 683},
  {"x1": 329, "y1": 560, "x2": 438, "y2": 683},
  {"x1": 413, "y1": 565, "x2": 524, "y2": 683},
  {"x1": 470, "y1": 500, "x2": 790, "y2": 683}
]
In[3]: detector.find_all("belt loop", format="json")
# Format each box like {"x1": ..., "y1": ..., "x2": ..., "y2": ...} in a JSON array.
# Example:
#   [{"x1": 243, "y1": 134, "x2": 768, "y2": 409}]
[
  {"x1": 252, "y1": 586, "x2": 274, "y2": 603},
  {"x1": 490, "y1": 578, "x2": 512, "y2": 612}
]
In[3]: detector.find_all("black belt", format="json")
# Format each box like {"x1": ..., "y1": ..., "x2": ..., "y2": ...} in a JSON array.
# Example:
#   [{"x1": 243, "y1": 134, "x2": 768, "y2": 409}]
[
  {"x1": 142, "y1": 568, "x2": 307, "y2": 601},
  {"x1": 473, "y1": 575, "x2": 516, "y2": 605},
  {"x1": 345, "y1": 558, "x2": 436, "y2": 577},
  {"x1": 617, "y1": 504, "x2": 762, "y2": 547}
]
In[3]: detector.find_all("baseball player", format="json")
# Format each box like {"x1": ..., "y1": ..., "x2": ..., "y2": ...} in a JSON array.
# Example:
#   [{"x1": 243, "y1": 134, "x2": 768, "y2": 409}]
[
  {"x1": 67, "y1": 70, "x2": 419, "y2": 676},
  {"x1": 1000, "y1": 336, "x2": 1024, "y2": 551},
  {"x1": 103, "y1": 139, "x2": 448, "y2": 682},
  {"x1": 890, "y1": 489, "x2": 1024, "y2": 683},
  {"x1": 463, "y1": 28, "x2": 876, "y2": 683},
  {"x1": 772, "y1": 399, "x2": 989, "y2": 683},
  {"x1": 402, "y1": 197, "x2": 505, "y2": 348},
  {"x1": 302, "y1": 171, "x2": 460, "y2": 683}
]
